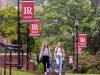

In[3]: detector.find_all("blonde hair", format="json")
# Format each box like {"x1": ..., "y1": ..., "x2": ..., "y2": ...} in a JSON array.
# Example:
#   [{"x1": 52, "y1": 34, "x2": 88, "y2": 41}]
[
  {"x1": 57, "y1": 42, "x2": 63, "y2": 48},
  {"x1": 55, "y1": 42, "x2": 65, "y2": 57}
]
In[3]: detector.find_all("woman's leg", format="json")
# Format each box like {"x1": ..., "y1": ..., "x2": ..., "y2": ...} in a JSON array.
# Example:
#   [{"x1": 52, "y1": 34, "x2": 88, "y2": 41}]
[
  {"x1": 58, "y1": 56, "x2": 63, "y2": 74},
  {"x1": 55, "y1": 57, "x2": 59, "y2": 72},
  {"x1": 46, "y1": 56, "x2": 50, "y2": 72},
  {"x1": 47, "y1": 56, "x2": 49, "y2": 68},
  {"x1": 43, "y1": 56, "x2": 47, "y2": 72}
]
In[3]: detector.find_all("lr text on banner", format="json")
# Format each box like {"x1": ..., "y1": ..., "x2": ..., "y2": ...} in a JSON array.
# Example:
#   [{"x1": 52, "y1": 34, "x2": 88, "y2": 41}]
[
  {"x1": 22, "y1": 0, "x2": 34, "y2": 23},
  {"x1": 78, "y1": 33, "x2": 87, "y2": 48},
  {"x1": 68, "y1": 56, "x2": 74, "y2": 64},
  {"x1": 30, "y1": 20, "x2": 40, "y2": 36}
]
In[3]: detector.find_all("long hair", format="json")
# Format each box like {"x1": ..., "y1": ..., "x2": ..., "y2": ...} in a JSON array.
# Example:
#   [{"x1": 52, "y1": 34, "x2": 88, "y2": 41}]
[
  {"x1": 43, "y1": 42, "x2": 49, "y2": 48},
  {"x1": 41, "y1": 41, "x2": 49, "y2": 51},
  {"x1": 57, "y1": 42, "x2": 63, "y2": 48},
  {"x1": 55, "y1": 42, "x2": 64, "y2": 52}
]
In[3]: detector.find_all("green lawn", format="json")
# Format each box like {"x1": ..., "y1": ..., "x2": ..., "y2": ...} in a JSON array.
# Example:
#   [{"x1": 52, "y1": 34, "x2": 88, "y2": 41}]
[
  {"x1": 10, "y1": 70, "x2": 34, "y2": 75},
  {"x1": 0, "y1": 68, "x2": 99, "y2": 75},
  {"x1": 66, "y1": 73, "x2": 100, "y2": 75},
  {"x1": 8, "y1": 70, "x2": 100, "y2": 75},
  {"x1": 0, "y1": 69, "x2": 35, "y2": 75}
]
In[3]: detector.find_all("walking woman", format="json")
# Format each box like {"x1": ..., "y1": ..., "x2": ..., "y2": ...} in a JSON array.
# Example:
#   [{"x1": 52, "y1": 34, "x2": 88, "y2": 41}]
[
  {"x1": 39, "y1": 41, "x2": 51, "y2": 74},
  {"x1": 54, "y1": 42, "x2": 65, "y2": 75}
]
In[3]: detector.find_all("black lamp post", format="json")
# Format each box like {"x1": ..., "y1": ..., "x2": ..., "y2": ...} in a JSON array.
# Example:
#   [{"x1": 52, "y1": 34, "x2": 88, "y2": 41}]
[
  {"x1": 26, "y1": 24, "x2": 29, "y2": 70},
  {"x1": 72, "y1": 32, "x2": 75, "y2": 63},
  {"x1": 53, "y1": 19, "x2": 58, "y2": 43},
  {"x1": 17, "y1": 0, "x2": 21, "y2": 69},
  {"x1": 75, "y1": 19, "x2": 79, "y2": 72}
]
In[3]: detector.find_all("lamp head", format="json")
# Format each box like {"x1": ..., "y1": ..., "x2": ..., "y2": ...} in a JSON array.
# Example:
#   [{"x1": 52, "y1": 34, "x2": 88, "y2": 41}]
[{"x1": 75, "y1": 19, "x2": 79, "y2": 26}]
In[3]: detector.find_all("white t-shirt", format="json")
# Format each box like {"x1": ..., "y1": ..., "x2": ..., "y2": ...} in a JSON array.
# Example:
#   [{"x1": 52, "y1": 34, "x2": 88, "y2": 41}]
[{"x1": 56, "y1": 48, "x2": 63, "y2": 56}]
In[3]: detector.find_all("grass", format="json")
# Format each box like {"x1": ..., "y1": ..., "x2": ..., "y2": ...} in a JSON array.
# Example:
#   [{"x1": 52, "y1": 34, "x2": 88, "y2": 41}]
[
  {"x1": 0, "y1": 68, "x2": 100, "y2": 75},
  {"x1": 0, "y1": 68, "x2": 35, "y2": 75},
  {"x1": 9, "y1": 70, "x2": 35, "y2": 75},
  {"x1": 65, "y1": 73, "x2": 100, "y2": 75}
]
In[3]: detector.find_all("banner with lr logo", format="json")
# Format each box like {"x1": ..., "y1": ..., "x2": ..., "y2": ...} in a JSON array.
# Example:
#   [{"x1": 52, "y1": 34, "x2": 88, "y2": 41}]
[
  {"x1": 78, "y1": 33, "x2": 87, "y2": 48},
  {"x1": 68, "y1": 56, "x2": 74, "y2": 64},
  {"x1": 22, "y1": 0, "x2": 34, "y2": 23},
  {"x1": 30, "y1": 20, "x2": 40, "y2": 36}
]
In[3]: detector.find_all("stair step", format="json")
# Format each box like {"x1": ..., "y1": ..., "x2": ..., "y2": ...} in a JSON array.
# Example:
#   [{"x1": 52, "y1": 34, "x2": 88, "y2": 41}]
[
  {"x1": 6, "y1": 62, "x2": 18, "y2": 65},
  {"x1": 6, "y1": 62, "x2": 22, "y2": 67},
  {"x1": 11, "y1": 65, "x2": 22, "y2": 67}
]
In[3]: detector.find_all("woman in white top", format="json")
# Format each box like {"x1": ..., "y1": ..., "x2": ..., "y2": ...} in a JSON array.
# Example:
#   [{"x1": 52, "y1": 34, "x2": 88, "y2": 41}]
[
  {"x1": 39, "y1": 41, "x2": 51, "y2": 75},
  {"x1": 54, "y1": 42, "x2": 65, "y2": 75}
]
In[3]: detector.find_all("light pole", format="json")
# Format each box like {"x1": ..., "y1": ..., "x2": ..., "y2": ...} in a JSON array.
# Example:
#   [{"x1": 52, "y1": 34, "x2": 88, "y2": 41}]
[
  {"x1": 53, "y1": 19, "x2": 58, "y2": 43},
  {"x1": 17, "y1": 0, "x2": 21, "y2": 69},
  {"x1": 26, "y1": 24, "x2": 29, "y2": 70},
  {"x1": 72, "y1": 32, "x2": 75, "y2": 63},
  {"x1": 75, "y1": 19, "x2": 79, "y2": 72}
]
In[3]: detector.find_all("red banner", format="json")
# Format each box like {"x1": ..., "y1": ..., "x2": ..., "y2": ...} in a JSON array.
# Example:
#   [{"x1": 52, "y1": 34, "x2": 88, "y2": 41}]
[
  {"x1": 74, "y1": 43, "x2": 83, "y2": 54},
  {"x1": 30, "y1": 20, "x2": 40, "y2": 36},
  {"x1": 78, "y1": 34, "x2": 87, "y2": 48},
  {"x1": 68, "y1": 56, "x2": 74, "y2": 64},
  {"x1": 22, "y1": 1, "x2": 34, "y2": 23}
]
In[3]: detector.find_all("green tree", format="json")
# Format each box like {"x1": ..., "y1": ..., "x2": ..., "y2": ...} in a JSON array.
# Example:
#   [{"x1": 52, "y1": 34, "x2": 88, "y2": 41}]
[
  {"x1": 90, "y1": 0, "x2": 100, "y2": 54},
  {"x1": 40, "y1": 0, "x2": 98, "y2": 55},
  {"x1": 0, "y1": 4, "x2": 18, "y2": 40},
  {"x1": 0, "y1": 4, "x2": 42, "y2": 54}
]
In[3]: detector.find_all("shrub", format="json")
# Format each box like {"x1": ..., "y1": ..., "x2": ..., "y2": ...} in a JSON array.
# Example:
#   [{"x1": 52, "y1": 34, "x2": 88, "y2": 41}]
[
  {"x1": 38, "y1": 63, "x2": 44, "y2": 72},
  {"x1": 87, "y1": 67, "x2": 100, "y2": 74},
  {"x1": 72, "y1": 52, "x2": 100, "y2": 74}
]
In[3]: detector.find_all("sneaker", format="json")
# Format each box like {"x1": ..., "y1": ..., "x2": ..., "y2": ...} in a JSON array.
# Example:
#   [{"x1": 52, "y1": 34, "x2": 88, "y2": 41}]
[
  {"x1": 44, "y1": 72, "x2": 47, "y2": 75},
  {"x1": 55, "y1": 69, "x2": 58, "y2": 73},
  {"x1": 47, "y1": 69, "x2": 49, "y2": 72},
  {"x1": 59, "y1": 72, "x2": 61, "y2": 75}
]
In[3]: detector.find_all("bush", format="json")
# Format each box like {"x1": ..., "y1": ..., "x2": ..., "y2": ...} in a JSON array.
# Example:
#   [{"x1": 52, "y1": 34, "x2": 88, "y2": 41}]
[
  {"x1": 38, "y1": 63, "x2": 44, "y2": 72},
  {"x1": 87, "y1": 67, "x2": 100, "y2": 74}
]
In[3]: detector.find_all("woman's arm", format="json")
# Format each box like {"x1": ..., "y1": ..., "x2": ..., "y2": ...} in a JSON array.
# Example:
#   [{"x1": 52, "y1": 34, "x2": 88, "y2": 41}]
[
  {"x1": 54, "y1": 47, "x2": 57, "y2": 58},
  {"x1": 39, "y1": 47, "x2": 43, "y2": 60},
  {"x1": 62, "y1": 48, "x2": 65, "y2": 60},
  {"x1": 49, "y1": 48, "x2": 52, "y2": 58},
  {"x1": 63, "y1": 49, "x2": 65, "y2": 57}
]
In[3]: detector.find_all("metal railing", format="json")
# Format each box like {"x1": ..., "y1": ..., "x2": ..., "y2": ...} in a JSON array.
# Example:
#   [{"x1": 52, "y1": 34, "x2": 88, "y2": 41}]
[{"x1": 0, "y1": 40, "x2": 23, "y2": 75}]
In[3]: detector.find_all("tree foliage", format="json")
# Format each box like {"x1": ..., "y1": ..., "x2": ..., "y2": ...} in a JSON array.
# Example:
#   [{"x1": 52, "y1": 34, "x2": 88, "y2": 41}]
[
  {"x1": 0, "y1": 4, "x2": 42, "y2": 54},
  {"x1": 0, "y1": 4, "x2": 18, "y2": 40},
  {"x1": 39, "y1": 0, "x2": 100, "y2": 55},
  {"x1": 0, "y1": 0, "x2": 100, "y2": 58}
]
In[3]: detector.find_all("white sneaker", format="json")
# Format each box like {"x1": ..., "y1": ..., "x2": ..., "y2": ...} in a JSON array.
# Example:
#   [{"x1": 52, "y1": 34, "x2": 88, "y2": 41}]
[
  {"x1": 59, "y1": 72, "x2": 61, "y2": 75},
  {"x1": 44, "y1": 72, "x2": 47, "y2": 75},
  {"x1": 47, "y1": 69, "x2": 49, "y2": 72},
  {"x1": 55, "y1": 69, "x2": 58, "y2": 73}
]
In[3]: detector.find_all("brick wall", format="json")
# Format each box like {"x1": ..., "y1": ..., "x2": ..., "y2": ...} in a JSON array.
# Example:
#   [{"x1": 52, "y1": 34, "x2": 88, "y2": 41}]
[{"x1": 0, "y1": 53, "x2": 36, "y2": 72}]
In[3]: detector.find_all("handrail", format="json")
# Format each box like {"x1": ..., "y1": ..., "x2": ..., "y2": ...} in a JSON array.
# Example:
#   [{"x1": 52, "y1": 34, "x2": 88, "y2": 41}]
[{"x1": 0, "y1": 41, "x2": 24, "y2": 75}]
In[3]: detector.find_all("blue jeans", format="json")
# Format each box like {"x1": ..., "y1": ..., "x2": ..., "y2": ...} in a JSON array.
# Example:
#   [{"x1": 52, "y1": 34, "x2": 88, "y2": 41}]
[{"x1": 56, "y1": 55, "x2": 63, "y2": 73}]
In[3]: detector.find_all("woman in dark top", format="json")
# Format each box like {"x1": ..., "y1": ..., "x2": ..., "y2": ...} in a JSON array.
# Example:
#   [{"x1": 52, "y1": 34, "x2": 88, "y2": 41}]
[{"x1": 39, "y1": 41, "x2": 51, "y2": 74}]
